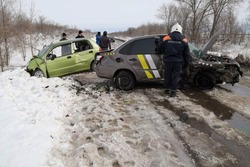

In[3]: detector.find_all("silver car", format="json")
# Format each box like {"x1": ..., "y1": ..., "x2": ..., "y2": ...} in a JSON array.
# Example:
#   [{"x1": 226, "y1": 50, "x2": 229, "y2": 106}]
[{"x1": 95, "y1": 30, "x2": 243, "y2": 90}]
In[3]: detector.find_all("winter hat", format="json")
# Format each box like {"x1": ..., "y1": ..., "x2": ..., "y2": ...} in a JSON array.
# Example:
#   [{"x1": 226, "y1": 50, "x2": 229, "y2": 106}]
[
  {"x1": 62, "y1": 33, "x2": 66, "y2": 36},
  {"x1": 171, "y1": 23, "x2": 183, "y2": 34}
]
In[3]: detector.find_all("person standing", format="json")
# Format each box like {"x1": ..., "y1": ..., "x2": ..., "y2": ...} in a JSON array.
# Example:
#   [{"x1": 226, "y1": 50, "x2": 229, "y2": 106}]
[
  {"x1": 100, "y1": 31, "x2": 111, "y2": 50},
  {"x1": 75, "y1": 30, "x2": 85, "y2": 51},
  {"x1": 59, "y1": 33, "x2": 71, "y2": 55},
  {"x1": 60, "y1": 33, "x2": 67, "y2": 41},
  {"x1": 75, "y1": 30, "x2": 85, "y2": 38},
  {"x1": 96, "y1": 31, "x2": 101, "y2": 46},
  {"x1": 158, "y1": 23, "x2": 190, "y2": 97}
]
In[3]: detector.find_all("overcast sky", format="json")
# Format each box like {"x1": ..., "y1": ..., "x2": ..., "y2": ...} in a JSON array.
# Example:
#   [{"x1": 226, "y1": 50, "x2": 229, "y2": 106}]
[
  {"x1": 21, "y1": 0, "x2": 171, "y2": 32},
  {"x1": 20, "y1": 0, "x2": 248, "y2": 33}
]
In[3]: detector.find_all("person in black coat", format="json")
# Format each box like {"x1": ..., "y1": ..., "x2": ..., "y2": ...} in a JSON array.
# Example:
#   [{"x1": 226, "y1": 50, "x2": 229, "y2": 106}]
[
  {"x1": 60, "y1": 33, "x2": 67, "y2": 41},
  {"x1": 75, "y1": 30, "x2": 85, "y2": 51},
  {"x1": 157, "y1": 23, "x2": 190, "y2": 97},
  {"x1": 100, "y1": 31, "x2": 111, "y2": 50}
]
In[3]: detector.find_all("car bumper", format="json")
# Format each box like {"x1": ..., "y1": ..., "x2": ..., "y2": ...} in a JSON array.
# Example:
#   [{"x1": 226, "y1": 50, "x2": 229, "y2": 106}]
[
  {"x1": 25, "y1": 67, "x2": 32, "y2": 75},
  {"x1": 95, "y1": 65, "x2": 116, "y2": 79},
  {"x1": 218, "y1": 69, "x2": 242, "y2": 85}
]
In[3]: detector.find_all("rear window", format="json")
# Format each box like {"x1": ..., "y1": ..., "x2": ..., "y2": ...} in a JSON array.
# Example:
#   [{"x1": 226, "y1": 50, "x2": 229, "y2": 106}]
[{"x1": 119, "y1": 38, "x2": 157, "y2": 55}]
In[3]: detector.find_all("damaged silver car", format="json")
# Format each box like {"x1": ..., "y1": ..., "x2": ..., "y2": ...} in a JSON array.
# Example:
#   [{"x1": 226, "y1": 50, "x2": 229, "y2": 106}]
[{"x1": 94, "y1": 29, "x2": 243, "y2": 90}]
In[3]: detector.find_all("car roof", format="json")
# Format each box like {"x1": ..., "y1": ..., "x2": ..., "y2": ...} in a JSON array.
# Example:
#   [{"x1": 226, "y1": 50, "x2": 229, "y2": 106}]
[
  {"x1": 114, "y1": 34, "x2": 167, "y2": 50},
  {"x1": 117, "y1": 31, "x2": 224, "y2": 58},
  {"x1": 52, "y1": 38, "x2": 94, "y2": 45},
  {"x1": 128, "y1": 34, "x2": 166, "y2": 40}
]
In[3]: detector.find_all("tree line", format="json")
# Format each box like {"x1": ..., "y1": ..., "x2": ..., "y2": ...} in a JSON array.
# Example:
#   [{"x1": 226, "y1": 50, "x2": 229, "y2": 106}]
[{"x1": 114, "y1": 0, "x2": 248, "y2": 46}]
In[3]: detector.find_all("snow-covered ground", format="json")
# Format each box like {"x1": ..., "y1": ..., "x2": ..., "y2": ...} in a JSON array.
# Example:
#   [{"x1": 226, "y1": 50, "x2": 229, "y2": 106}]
[
  {"x1": 1, "y1": 68, "x2": 250, "y2": 167},
  {"x1": 0, "y1": 69, "x2": 79, "y2": 166},
  {"x1": 1, "y1": 35, "x2": 250, "y2": 167}
]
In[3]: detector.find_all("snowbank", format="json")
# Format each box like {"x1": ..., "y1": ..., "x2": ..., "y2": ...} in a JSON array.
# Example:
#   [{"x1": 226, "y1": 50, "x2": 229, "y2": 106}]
[{"x1": 0, "y1": 68, "x2": 79, "y2": 167}]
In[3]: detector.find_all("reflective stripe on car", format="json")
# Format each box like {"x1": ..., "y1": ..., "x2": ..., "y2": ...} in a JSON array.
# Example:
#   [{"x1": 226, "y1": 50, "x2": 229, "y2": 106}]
[
  {"x1": 137, "y1": 54, "x2": 161, "y2": 79},
  {"x1": 145, "y1": 54, "x2": 161, "y2": 78},
  {"x1": 104, "y1": 52, "x2": 115, "y2": 56}
]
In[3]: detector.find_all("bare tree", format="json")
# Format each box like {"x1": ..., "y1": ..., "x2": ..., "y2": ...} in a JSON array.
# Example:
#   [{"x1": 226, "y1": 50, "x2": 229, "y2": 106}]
[
  {"x1": 26, "y1": 1, "x2": 41, "y2": 57},
  {"x1": 209, "y1": 0, "x2": 239, "y2": 37},
  {"x1": 220, "y1": 6, "x2": 243, "y2": 44},
  {"x1": 176, "y1": 0, "x2": 212, "y2": 43},
  {"x1": 156, "y1": 3, "x2": 179, "y2": 33},
  {"x1": 244, "y1": 0, "x2": 250, "y2": 33},
  {"x1": 0, "y1": 0, "x2": 15, "y2": 70},
  {"x1": 12, "y1": 1, "x2": 30, "y2": 62}
]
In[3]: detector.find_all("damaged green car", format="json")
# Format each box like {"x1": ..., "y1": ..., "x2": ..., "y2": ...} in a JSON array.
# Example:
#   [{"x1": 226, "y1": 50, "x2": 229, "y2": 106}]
[{"x1": 26, "y1": 38, "x2": 100, "y2": 78}]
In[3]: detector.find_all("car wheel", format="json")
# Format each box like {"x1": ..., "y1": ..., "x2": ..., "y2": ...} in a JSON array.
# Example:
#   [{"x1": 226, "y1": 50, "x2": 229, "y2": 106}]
[
  {"x1": 115, "y1": 71, "x2": 135, "y2": 91},
  {"x1": 90, "y1": 60, "x2": 96, "y2": 71},
  {"x1": 195, "y1": 72, "x2": 215, "y2": 90},
  {"x1": 32, "y1": 69, "x2": 45, "y2": 78}
]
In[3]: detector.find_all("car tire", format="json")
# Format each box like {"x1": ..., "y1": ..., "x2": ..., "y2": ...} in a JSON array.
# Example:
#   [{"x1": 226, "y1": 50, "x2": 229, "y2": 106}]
[
  {"x1": 90, "y1": 60, "x2": 96, "y2": 71},
  {"x1": 32, "y1": 69, "x2": 45, "y2": 78},
  {"x1": 195, "y1": 72, "x2": 216, "y2": 90},
  {"x1": 115, "y1": 71, "x2": 135, "y2": 91}
]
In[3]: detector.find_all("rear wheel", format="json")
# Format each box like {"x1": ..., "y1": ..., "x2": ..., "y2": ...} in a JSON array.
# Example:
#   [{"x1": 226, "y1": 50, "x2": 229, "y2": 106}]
[
  {"x1": 194, "y1": 72, "x2": 216, "y2": 90},
  {"x1": 115, "y1": 71, "x2": 135, "y2": 91},
  {"x1": 32, "y1": 69, "x2": 45, "y2": 78}
]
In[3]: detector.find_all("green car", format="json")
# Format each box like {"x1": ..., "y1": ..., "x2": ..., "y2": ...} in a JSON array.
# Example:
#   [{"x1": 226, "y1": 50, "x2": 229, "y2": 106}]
[{"x1": 26, "y1": 38, "x2": 101, "y2": 78}]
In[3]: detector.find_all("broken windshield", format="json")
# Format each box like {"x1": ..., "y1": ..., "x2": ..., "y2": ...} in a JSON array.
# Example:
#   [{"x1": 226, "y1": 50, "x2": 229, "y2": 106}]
[
  {"x1": 38, "y1": 45, "x2": 50, "y2": 58},
  {"x1": 188, "y1": 43, "x2": 200, "y2": 58}
]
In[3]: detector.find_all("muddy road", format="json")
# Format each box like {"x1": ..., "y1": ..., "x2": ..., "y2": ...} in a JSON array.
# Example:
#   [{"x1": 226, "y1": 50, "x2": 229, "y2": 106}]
[{"x1": 65, "y1": 69, "x2": 250, "y2": 167}]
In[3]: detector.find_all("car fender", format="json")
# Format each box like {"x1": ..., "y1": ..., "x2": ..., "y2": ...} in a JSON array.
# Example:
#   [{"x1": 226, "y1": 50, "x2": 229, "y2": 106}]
[
  {"x1": 113, "y1": 68, "x2": 137, "y2": 81},
  {"x1": 27, "y1": 58, "x2": 47, "y2": 77}
]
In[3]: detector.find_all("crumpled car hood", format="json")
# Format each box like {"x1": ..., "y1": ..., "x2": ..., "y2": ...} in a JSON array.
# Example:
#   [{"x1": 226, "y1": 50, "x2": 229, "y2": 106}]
[{"x1": 199, "y1": 29, "x2": 224, "y2": 58}]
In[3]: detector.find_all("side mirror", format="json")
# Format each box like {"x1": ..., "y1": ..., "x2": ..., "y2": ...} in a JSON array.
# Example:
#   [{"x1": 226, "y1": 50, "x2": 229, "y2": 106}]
[
  {"x1": 51, "y1": 54, "x2": 56, "y2": 60},
  {"x1": 47, "y1": 54, "x2": 57, "y2": 60}
]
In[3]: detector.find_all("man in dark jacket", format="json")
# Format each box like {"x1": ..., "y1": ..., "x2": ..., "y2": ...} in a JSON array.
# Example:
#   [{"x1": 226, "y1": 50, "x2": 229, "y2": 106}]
[
  {"x1": 75, "y1": 30, "x2": 85, "y2": 51},
  {"x1": 60, "y1": 33, "x2": 67, "y2": 41},
  {"x1": 158, "y1": 23, "x2": 190, "y2": 97},
  {"x1": 100, "y1": 31, "x2": 111, "y2": 50}
]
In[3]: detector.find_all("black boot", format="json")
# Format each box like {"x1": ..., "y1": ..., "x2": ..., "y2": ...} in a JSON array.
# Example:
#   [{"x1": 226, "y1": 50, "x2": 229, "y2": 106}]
[
  {"x1": 164, "y1": 89, "x2": 171, "y2": 95},
  {"x1": 169, "y1": 90, "x2": 176, "y2": 97}
]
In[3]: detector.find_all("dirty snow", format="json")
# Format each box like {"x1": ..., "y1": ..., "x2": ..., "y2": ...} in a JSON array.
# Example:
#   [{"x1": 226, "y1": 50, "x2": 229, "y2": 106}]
[
  {"x1": 1, "y1": 68, "x2": 250, "y2": 166},
  {"x1": 1, "y1": 35, "x2": 250, "y2": 166}
]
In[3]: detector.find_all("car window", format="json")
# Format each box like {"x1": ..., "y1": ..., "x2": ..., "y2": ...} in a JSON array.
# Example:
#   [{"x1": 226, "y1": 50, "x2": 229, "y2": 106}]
[
  {"x1": 73, "y1": 40, "x2": 93, "y2": 52},
  {"x1": 38, "y1": 45, "x2": 50, "y2": 58},
  {"x1": 119, "y1": 38, "x2": 157, "y2": 55},
  {"x1": 61, "y1": 44, "x2": 71, "y2": 56},
  {"x1": 188, "y1": 43, "x2": 200, "y2": 58},
  {"x1": 48, "y1": 44, "x2": 71, "y2": 58}
]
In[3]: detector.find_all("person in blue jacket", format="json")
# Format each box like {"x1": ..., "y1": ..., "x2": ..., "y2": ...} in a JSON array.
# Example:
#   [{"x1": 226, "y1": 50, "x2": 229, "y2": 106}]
[
  {"x1": 96, "y1": 32, "x2": 101, "y2": 46},
  {"x1": 157, "y1": 23, "x2": 190, "y2": 97}
]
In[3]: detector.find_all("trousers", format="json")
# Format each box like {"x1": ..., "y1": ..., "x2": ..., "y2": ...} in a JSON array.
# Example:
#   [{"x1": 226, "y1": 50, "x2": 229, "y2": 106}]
[{"x1": 164, "y1": 62, "x2": 183, "y2": 91}]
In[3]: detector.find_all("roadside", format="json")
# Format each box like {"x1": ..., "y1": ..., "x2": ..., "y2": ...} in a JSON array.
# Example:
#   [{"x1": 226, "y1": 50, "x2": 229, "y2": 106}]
[{"x1": 47, "y1": 68, "x2": 250, "y2": 167}]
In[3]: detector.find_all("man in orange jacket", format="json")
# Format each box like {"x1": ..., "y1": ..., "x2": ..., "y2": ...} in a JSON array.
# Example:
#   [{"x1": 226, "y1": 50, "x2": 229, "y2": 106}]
[{"x1": 157, "y1": 23, "x2": 190, "y2": 97}]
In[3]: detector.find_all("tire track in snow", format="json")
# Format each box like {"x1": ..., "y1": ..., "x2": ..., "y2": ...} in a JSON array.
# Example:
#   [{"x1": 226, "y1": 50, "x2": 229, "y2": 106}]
[
  {"x1": 143, "y1": 88, "x2": 250, "y2": 167},
  {"x1": 113, "y1": 91, "x2": 195, "y2": 167}
]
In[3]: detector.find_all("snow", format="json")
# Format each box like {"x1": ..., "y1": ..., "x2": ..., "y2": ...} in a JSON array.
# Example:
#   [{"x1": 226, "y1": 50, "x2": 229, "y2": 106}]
[
  {"x1": 0, "y1": 68, "x2": 79, "y2": 167},
  {"x1": 1, "y1": 35, "x2": 250, "y2": 166},
  {"x1": 1, "y1": 68, "x2": 248, "y2": 166}
]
